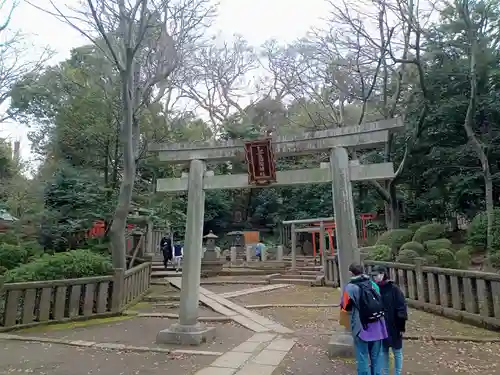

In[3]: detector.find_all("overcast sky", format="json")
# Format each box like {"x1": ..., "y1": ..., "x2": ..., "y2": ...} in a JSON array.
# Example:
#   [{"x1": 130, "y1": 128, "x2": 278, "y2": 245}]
[{"x1": 1, "y1": 0, "x2": 330, "y2": 166}]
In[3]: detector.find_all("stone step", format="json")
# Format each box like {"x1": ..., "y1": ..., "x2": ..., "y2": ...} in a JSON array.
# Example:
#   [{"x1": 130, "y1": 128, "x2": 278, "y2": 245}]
[
  {"x1": 280, "y1": 274, "x2": 318, "y2": 280},
  {"x1": 294, "y1": 266, "x2": 323, "y2": 271},
  {"x1": 270, "y1": 278, "x2": 320, "y2": 286},
  {"x1": 297, "y1": 270, "x2": 323, "y2": 275},
  {"x1": 151, "y1": 271, "x2": 182, "y2": 278}
]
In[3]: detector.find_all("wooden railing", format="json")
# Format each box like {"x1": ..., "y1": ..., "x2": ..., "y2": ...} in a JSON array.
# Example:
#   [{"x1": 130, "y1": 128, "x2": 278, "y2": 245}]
[
  {"x1": 122, "y1": 262, "x2": 152, "y2": 307},
  {"x1": 0, "y1": 263, "x2": 152, "y2": 331},
  {"x1": 325, "y1": 256, "x2": 500, "y2": 329}
]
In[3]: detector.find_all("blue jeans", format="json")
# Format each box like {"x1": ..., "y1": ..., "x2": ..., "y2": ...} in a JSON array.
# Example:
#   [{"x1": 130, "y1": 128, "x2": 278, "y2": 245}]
[
  {"x1": 382, "y1": 347, "x2": 403, "y2": 375},
  {"x1": 353, "y1": 336, "x2": 383, "y2": 375}
]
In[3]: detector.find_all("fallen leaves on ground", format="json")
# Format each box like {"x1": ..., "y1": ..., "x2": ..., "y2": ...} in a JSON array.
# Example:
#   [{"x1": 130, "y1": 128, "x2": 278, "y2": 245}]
[
  {"x1": 406, "y1": 309, "x2": 500, "y2": 339},
  {"x1": 234, "y1": 285, "x2": 340, "y2": 306}
]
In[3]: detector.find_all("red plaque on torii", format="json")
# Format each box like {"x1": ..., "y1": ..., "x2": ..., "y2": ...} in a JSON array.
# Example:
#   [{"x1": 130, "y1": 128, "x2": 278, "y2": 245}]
[{"x1": 244, "y1": 139, "x2": 277, "y2": 185}]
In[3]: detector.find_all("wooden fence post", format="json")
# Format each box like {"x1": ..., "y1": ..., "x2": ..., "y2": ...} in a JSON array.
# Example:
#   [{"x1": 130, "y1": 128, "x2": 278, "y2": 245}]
[
  {"x1": 414, "y1": 257, "x2": 426, "y2": 302},
  {"x1": 111, "y1": 268, "x2": 125, "y2": 313}
]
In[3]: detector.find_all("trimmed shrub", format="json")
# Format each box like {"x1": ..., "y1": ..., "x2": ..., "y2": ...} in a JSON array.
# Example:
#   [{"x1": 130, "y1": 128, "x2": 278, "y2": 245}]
[
  {"x1": 376, "y1": 229, "x2": 414, "y2": 250},
  {"x1": 0, "y1": 244, "x2": 27, "y2": 270},
  {"x1": 4, "y1": 250, "x2": 113, "y2": 283},
  {"x1": 457, "y1": 245, "x2": 475, "y2": 254},
  {"x1": 424, "y1": 254, "x2": 439, "y2": 266},
  {"x1": 400, "y1": 241, "x2": 425, "y2": 255},
  {"x1": 363, "y1": 245, "x2": 392, "y2": 261},
  {"x1": 412, "y1": 223, "x2": 446, "y2": 243},
  {"x1": 488, "y1": 252, "x2": 500, "y2": 269},
  {"x1": 395, "y1": 249, "x2": 419, "y2": 264},
  {"x1": 424, "y1": 238, "x2": 452, "y2": 252},
  {"x1": 455, "y1": 247, "x2": 471, "y2": 269},
  {"x1": 407, "y1": 221, "x2": 432, "y2": 233},
  {"x1": 467, "y1": 209, "x2": 500, "y2": 251},
  {"x1": 432, "y1": 248, "x2": 457, "y2": 269}
]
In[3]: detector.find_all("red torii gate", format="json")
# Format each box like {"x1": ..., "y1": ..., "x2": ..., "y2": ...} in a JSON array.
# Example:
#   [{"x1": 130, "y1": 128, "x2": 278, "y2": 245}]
[{"x1": 310, "y1": 213, "x2": 376, "y2": 257}]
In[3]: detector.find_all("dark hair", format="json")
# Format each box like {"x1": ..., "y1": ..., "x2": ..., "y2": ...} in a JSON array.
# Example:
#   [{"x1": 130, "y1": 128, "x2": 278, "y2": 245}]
[
  {"x1": 348, "y1": 263, "x2": 364, "y2": 276},
  {"x1": 372, "y1": 265, "x2": 389, "y2": 280}
]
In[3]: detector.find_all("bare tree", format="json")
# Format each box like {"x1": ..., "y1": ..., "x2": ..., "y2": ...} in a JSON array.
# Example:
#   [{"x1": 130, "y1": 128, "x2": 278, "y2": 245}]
[
  {"x1": 179, "y1": 34, "x2": 259, "y2": 134},
  {"x1": 39, "y1": 0, "x2": 215, "y2": 268},
  {"x1": 325, "y1": 0, "x2": 431, "y2": 229},
  {"x1": 1, "y1": 0, "x2": 51, "y2": 123}
]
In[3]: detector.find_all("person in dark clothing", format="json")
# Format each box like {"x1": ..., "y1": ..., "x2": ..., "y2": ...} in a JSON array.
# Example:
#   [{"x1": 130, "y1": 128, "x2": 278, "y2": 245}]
[
  {"x1": 160, "y1": 235, "x2": 172, "y2": 270},
  {"x1": 372, "y1": 265, "x2": 407, "y2": 375}
]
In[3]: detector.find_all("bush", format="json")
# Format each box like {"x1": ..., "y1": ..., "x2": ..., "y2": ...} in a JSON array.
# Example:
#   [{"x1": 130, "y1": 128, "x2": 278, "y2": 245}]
[
  {"x1": 455, "y1": 247, "x2": 471, "y2": 269},
  {"x1": 424, "y1": 238, "x2": 452, "y2": 252},
  {"x1": 4, "y1": 250, "x2": 113, "y2": 283},
  {"x1": 457, "y1": 245, "x2": 475, "y2": 255},
  {"x1": 407, "y1": 221, "x2": 432, "y2": 233},
  {"x1": 363, "y1": 245, "x2": 392, "y2": 261},
  {"x1": 432, "y1": 248, "x2": 457, "y2": 268},
  {"x1": 488, "y1": 252, "x2": 500, "y2": 269},
  {"x1": 395, "y1": 249, "x2": 419, "y2": 264},
  {"x1": 0, "y1": 231, "x2": 19, "y2": 245},
  {"x1": 376, "y1": 229, "x2": 414, "y2": 251},
  {"x1": 22, "y1": 241, "x2": 44, "y2": 260},
  {"x1": 467, "y1": 209, "x2": 500, "y2": 251},
  {"x1": 412, "y1": 223, "x2": 446, "y2": 243},
  {"x1": 400, "y1": 241, "x2": 425, "y2": 255},
  {"x1": 424, "y1": 254, "x2": 439, "y2": 266},
  {"x1": 0, "y1": 244, "x2": 27, "y2": 270}
]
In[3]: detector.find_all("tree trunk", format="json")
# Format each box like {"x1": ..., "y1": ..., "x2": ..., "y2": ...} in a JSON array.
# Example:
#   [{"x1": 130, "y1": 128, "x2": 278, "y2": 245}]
[
  {"x1": 484, "y1": 162, "x2": 494, "y2": 254},
  {"x1": 459, "y1": 2, "x2": 493, "y2": 254},
  {"x1": 109, "y1": 73, "x2": 136, "y2": 270},
  {"x1": 388, "y1": 181, "x2": 400, "y2": 229}
]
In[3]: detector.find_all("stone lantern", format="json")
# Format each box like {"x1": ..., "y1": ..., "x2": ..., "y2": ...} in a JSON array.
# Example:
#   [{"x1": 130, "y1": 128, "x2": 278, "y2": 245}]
[
  {"x1": 203, "y1": 230, "x2": 218, "y2": 252},
  {"x1": 201, "y1": 231, "x2": 224, "y2": 276}
]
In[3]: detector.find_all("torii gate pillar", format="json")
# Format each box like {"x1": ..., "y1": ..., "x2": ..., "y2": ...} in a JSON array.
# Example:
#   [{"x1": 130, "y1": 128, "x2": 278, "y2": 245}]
[
  {"x1": 328, "y1": 147, "x2": 359, "y2": 358},
  {"x1": 156, "y1": 159, "x2": 216, "y2": 345}
]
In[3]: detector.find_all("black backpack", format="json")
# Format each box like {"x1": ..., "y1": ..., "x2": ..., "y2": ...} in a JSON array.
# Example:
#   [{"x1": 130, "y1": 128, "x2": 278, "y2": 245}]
[{"x1": 351, "y1": 278, "x2": 384, "y2": 328}]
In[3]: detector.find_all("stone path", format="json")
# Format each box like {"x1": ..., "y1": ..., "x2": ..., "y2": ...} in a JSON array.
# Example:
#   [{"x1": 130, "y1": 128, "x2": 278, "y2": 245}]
[
  {"x1": 218, "y1": 284, "x2": 290, "y2": 298},
  {"x1": 168, "y1": 278, "x2": 293, "y2": 334},
  {"x1": 196, "y1": 333, "x2": 296, "y2": 375}
]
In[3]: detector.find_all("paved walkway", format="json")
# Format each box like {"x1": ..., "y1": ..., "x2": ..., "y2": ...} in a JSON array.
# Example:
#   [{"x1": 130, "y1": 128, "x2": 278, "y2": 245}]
[
  {"x1": 196, "y1": 333, "x2": 296, "y2": 375},
  {"x1": 168, "y1": 278, "x2": 293, "y2": 334}
]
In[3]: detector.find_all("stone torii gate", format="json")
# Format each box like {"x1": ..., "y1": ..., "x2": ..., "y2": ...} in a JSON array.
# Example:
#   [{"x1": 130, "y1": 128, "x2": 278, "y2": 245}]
[{"x1": 148, "y1": 118, "x2": 402, "y2": 346}]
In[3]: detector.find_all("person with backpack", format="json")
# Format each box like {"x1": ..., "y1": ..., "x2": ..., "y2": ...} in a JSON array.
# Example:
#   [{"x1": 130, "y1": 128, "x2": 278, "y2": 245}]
[
  {"x1": 160, "y1": 234, "x2": 172, "y2": 270},
  {"x1": 340, "y1": 263, "x2": 388, "y2": 375},
  {"x1": 372, "y1": 266, "x2": 407, "y2": 375}
]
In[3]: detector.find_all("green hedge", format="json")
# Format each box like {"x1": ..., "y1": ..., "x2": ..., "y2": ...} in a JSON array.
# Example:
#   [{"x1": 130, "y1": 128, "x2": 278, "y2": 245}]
[
  {"x1": 0, "y1": 244, "x2": 28, "y2": 270},
  {"x1": 430, "y1": 248, "x2": 457, "y2": 268},
  {"x1": 467, "y1": 209, "x2": 500, "y2": 252},
  {"x1": 4, "y1": 250, "x2": 113, "y2": 283},
  {"x1": 424, "y1": 238, "x2": 452, "y2": 252},
  {"x1": 400, "y1": 241, "x2": 425, "y2": 255},
  {"x1": 363, "y1": 245, "x2": 392, "y2": 261},
  {"x1": 395, "y1": 249, "x2": 419, "y2": 263},
  {"x1": 376, "y1": 229, "x2": 414, "y2": 250},
  {"x1": 407, "y1": 221, "x2": 432, "y2": 233},
  {"x1": 455, "y1": 247, "x2": 472, "y2": 269},
  {"x1": 413, "y1": 223, "x2": 446, "y2": 243},
  {"x1": 488, "y1": 253, "x2": 500, "y2": 268}
]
